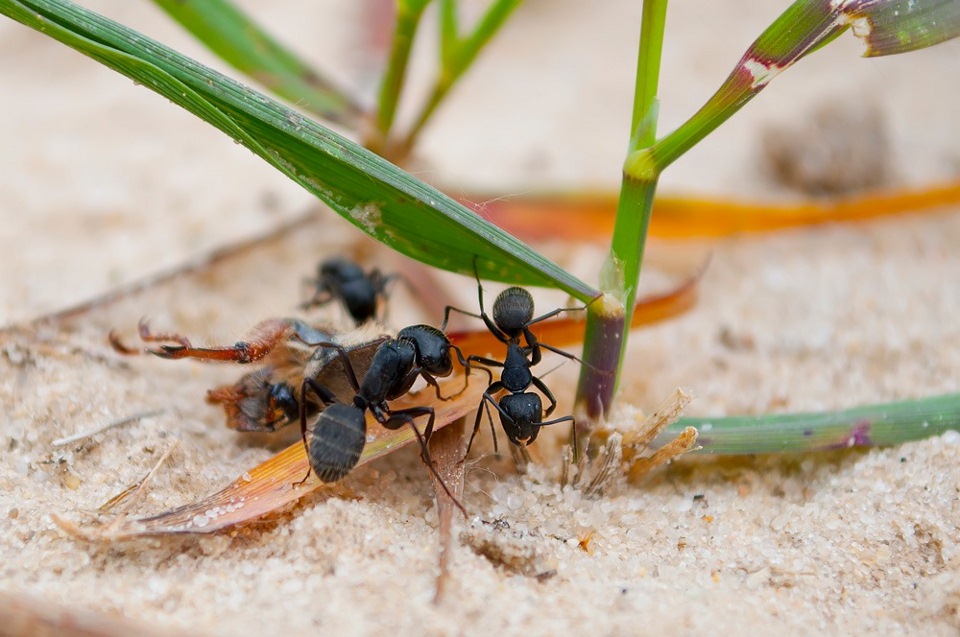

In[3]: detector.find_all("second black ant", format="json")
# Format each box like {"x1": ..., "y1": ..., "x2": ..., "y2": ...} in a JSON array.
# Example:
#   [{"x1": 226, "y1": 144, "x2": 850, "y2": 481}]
[
  {"x1": 301, "y1": 257, "x2": 395, "y2": 326},
  {"x1": 444, "y1": 268, "x2": 596, "y2": 460},
  {"x1": 297, "y1": 324, "x2": 471, "y2": 514}
]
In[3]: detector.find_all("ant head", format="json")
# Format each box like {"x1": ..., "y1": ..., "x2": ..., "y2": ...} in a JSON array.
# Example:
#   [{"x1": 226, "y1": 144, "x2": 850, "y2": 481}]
[
  {"x1": 397, "y1": 324, "x2": 453, "y2": 377},
  {"x1": 498, "y1": 392, "x2": 543, "y2": 446},
  {"x1": 492, "y1": 287, "x2": 535, "y2": 334}
]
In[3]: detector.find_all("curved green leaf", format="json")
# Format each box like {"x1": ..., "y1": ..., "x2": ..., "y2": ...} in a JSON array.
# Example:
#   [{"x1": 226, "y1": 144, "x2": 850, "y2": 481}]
[{"x1": 0, "y1": 0, "x2": 597, "y2": 302}]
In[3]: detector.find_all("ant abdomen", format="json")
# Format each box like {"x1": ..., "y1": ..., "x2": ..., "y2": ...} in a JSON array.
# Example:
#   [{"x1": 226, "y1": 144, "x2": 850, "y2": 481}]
[
  {"x1": 492, "y1": 287, "x2": 535, "y2": 331},
  {"x1": 307, "y1": 403, "x2": 366, "y2": 482}
]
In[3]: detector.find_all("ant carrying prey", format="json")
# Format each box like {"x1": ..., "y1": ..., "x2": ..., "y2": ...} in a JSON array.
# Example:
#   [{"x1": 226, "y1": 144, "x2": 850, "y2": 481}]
[
  {"x1": 112, "y1": 317, "x2": 471, "y2": 511},
  {"x1": 295, "y1": 324, "x2": 470, "y2": 514},
  {"x1": 444, "y1": 267, "x2": 599, "y2": 460}
]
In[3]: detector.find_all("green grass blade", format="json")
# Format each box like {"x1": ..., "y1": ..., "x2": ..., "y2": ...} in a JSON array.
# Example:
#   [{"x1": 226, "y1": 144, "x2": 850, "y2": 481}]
[
  {"x1": 374, "y1": 0, "x2": 431, "y2": 141},
  {"x1": 439, "y1": 0, "x2": 459, "y2": 67},
  {"x1": 151, "y1": 0, "x2": 362, "y2": 127},
  {"x1": 401, "y1": 0, "x2": 522, "y2": 149},
  {"x1": 626, "y1": 0, "x2": 958, "y2": 181},
  {"x1": 849, "y1": 0, "x2": 960, "y2": 56},
  {"x1": 574, "y1": 0, "x2": 667, "y2": 436},
  {"x1": 0, "y1": 0, "x2": 596, "y2": 301},
  {"x1": 666, "y1": 394, "x2": 960, "y2": 455}
]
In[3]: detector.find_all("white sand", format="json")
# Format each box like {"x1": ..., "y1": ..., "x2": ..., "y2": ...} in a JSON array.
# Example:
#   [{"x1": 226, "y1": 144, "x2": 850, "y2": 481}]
[{"x1": 1, "y1": 2, "x2": 960, "y2": 635}]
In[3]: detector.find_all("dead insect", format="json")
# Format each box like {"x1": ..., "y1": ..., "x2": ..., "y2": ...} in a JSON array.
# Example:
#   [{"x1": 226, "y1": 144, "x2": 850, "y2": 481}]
[
  {"x1": 444, "y1": 273, "x2": 589, "y2": 458},
  {"x1": 110, "y1": 318, "x2": 383, "y2": 432},
  {"x1": 296, "y1": 324, "x2": 470, "y2": 513},
  {"x1": 301, "y1": 257, "x2": 395, "y2": 326}
]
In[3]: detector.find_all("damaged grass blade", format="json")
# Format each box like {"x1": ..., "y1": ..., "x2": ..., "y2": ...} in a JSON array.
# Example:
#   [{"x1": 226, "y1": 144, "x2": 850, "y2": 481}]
[
  {"x1": 852, "y1": 0, "x2": 960, "y2": 56},
  {"x1": 76, "y1": 374, "x2": 485, "y2": 538},
  {"x1": 0, "y1": 0, "x2": 595, "y2": 301},
  {"x1": 627, "y1": 0, "x2": 960, "y2": 180}
]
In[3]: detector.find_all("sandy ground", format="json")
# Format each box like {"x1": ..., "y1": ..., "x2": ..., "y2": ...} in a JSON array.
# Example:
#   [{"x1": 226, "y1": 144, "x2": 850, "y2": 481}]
[{"x1": 2, "y1": 1, "x2": 960, "y2": 635}]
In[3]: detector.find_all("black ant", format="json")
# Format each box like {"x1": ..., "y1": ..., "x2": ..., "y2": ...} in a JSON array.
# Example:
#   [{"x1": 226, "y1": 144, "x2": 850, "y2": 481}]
[
  {"x1": 113, "y1": 318, "x2": 471, "y2": 510},
  {"x1": 301, "y1": 257, "x2": 394, "y2": 325},
  {"x1": 444, "y1": 273, "x2": 593, "y2": 459},
  {"x1": 297, "y1": 324, "x2": 470, "y2": 514}
]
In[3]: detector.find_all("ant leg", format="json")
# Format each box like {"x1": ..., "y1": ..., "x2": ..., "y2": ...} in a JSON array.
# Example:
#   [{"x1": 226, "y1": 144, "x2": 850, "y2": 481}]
[
  {"x1": 523, "y1": 292, "x2": 604, "y2": 335},
  {"x1": 417, "y1": 370, "x2": 452, "y2": 402},
  {"x1": 372, "y1": 270, "x2": 401, "y2": 324},
  {"x1": 466, "y1": 354, "x2": 504, "y2": 369},
  {"x1": 484, "y1": 400, "x2": 499, "y2": 454},
  {"x1": 518, "y1": 298, "x2": 600, "y2": 364},
  {"x1": 440, "y1": 304, "x2": 484, "y2": 331},
  {"x1": 300, "y1": 273, "x2": 337, "y2": 310},
  {"x1": 441, "y1": 257, "x2": 508, "y2": 343},
  {"x1": 536, "y1": 414, "x2": 578, "y2": 460},
  {"x1": 465, "y1": 400, "x2": 486, "y2": 460},
  {"x1": 389, "y1": 367, "x2": 455, "y2": 403},
  {"x1": 526, "y1": 305, "x2": 585, "y2": 328},
  {"x1": 463, "y1": 385, "x2": 503, "y2": 459},
  {"x1": 537, "y1": 341, "x2": 611, "y2": 375},
  {"x1": 384, "y1": 407, "x2": 467, "y2": 516},
  {"x1": 447, "y1": 344, "x2": 494, "y2": 397},
  {"x1": 296, "y1": 379, "x2": 340, "y2": 485},
  {"x1": 530, "y1": 375, "x2": 559, "y2": 418}
]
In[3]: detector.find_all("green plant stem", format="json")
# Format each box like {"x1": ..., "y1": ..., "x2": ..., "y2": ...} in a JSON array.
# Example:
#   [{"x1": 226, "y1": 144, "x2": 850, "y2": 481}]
[
  {"x1": 630, "y1": 0, "x2": 668, "y2": 146},
  {"x1": 373, "y1": 0, "x2": 431, "y2": 148},
  {"x1": 575, "y1": 0, "x2": 667, "y2": 451},
  {"x1": 394, "y1": 0, "x2": 522, "y2": 158},
  {"x1": 663, "y1": 393, "x2": 960, "y2": 455}
]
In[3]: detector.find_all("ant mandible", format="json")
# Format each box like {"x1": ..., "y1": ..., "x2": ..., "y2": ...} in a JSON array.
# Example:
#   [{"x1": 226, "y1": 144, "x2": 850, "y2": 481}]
[
  {"x1": 443, "y1": 265, "x2": 593, "y2": 459},
  {"x1": 297, "y1": 324, "x2": 470, "y2": 514},
  {"x1": 301, "y1": 257, "x2": 395, "y2": 326}
]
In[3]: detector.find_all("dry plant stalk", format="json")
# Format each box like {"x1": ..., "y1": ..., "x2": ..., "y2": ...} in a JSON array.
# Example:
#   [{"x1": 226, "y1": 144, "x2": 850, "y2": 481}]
[
  {"x1": 622, "y1": 389, "x2": 699, "y2": 482},
  {"x1": 427, "y1": 417, "x2": 468, "y2": 604}
]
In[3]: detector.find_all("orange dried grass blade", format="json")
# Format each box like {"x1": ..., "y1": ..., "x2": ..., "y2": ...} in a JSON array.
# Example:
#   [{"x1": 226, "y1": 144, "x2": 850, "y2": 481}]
[
  {"x1": 461, "y1": 181, "x2": 960, "y2": 240},
  {"x1": 652, "y1": 182, "x2": 960, "y2": 238},
  {"x1": 448, "y1": 270, "x2": 700, "y2": 357},
  {"x1": 97, "y1": 374, "x2": 485, "y2": 538}
]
